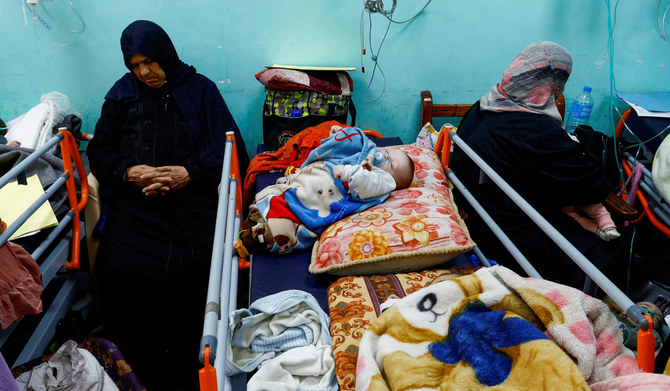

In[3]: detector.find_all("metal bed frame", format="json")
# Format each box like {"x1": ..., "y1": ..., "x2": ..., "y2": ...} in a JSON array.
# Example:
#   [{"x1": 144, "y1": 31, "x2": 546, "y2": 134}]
[
  {"x1": 424, "y1": 90, "x2": 654, "y2": 372},
  {"x1": 0, "y1": 129, "x2": 88, "y2": 368},
  {"x1": 197, "y1": 94, "x2": 659, "y2": 389},
  {"x1": 199, "y1": 131, "x2": 245, "y2": 391}
]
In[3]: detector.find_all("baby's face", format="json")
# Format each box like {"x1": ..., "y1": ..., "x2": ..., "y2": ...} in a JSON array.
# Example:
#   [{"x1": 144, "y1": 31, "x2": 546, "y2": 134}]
[{"x1": 378, "y1": 149, "x2": 412, "y2": 184}]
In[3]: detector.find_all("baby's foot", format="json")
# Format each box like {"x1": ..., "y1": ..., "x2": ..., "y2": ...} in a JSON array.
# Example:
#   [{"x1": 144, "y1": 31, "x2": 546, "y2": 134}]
[{"x1": 597, "y1": 227, "x2": 620, "y2": 241}]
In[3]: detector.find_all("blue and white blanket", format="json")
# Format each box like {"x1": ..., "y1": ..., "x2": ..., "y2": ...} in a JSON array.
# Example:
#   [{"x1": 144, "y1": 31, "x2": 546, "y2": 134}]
[{"x1": 254, "y1": 127, "x2": 387, "y2": 253}]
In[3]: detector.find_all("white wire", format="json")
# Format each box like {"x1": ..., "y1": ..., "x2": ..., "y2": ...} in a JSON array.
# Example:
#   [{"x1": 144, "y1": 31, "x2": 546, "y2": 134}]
[
  {"x1": 361, "y1": 0, "x2": 431, "y2": 101},
  {"x1": 22, "y1": 0, "x2": 28, "y2": 25},
  {"x1": 24, "y1": 0, "x2": 85, "y2": 47},
  {"x1": 655, "y1": 0, "x2": 670, "y2": 42},
  {"x1": 360, "y1": 2, "x2": 366, "y2": 73},
  {"x1": 363, "y1": 11, "x2": 391, "y2": 103},
  {"x1": 38, "y1": 0, "x2": 86, "y2": 33},
  {"x1": 385, "y1": 0, "x2": 432, "y2": 24}
]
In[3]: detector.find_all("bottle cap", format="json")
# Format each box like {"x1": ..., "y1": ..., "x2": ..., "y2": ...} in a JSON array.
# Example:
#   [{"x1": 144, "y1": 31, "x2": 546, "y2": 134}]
[{"x1": 584, "y1": 86, "x2": 592, "y2": 92}]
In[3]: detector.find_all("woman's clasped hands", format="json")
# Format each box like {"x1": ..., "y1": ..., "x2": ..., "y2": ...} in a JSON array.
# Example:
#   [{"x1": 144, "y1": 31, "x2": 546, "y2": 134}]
[{"x1": 124, "y1": 164, "x2": 191, "y2": 196}]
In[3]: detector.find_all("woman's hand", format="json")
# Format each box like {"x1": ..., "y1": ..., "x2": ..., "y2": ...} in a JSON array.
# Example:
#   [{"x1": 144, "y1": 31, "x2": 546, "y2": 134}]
[
  {"x1": 158, "y1": 166, "x2": 191, "y2": 191},
  {"x1": 124, "y1": 165, "x2": 191, "y2": 196},
  {"x1": 125, "y1": 165, "x2": 171, "y2": 195}
]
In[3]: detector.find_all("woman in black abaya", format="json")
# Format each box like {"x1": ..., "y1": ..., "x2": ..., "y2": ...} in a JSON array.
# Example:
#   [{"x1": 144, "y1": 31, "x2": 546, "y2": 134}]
[{"x1": 87, "y1": 20, "x2": 248, "y2": 390}]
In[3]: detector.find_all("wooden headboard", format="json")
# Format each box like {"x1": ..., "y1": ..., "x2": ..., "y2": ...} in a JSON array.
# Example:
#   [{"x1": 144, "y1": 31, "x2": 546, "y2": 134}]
[{"x1": 420, "y1": 90, "x2": 472, "y2": 128}]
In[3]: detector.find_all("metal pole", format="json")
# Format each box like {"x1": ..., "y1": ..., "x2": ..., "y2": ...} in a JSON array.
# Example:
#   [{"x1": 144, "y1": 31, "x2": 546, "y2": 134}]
[
  {"x1": 446, "y1": 169, "x2": 540, "y2": 278},
  {"x1": 450, "y1": 133, "x2": 649, "y2": 330},
  {"x1": 216, "y1": 177, "x2": 238, "y2": 391},
  {"x1": 200, "y1": 139, "x2": 234, "y2": 366},
  {"x1": 0, "y1": 134, "x2": 62, "y2": 189}
]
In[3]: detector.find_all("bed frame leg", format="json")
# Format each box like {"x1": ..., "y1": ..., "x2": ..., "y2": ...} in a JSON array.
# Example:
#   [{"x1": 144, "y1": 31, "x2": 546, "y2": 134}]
[
  {"x1": 637, "y1": 314, "x2": 655, "y2": 372},
  {"x1": 199, "y1": 346, "x2": 218, "y2": 391}
]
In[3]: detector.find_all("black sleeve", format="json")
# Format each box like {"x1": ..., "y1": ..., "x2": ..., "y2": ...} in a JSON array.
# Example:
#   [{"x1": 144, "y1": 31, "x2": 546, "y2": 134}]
[
  {"x1": 492, "y1": 115, "x2": 610, "y2": 207},
  {"x1": 86, "y1": 99, "x2": 136, "y2": 186}
]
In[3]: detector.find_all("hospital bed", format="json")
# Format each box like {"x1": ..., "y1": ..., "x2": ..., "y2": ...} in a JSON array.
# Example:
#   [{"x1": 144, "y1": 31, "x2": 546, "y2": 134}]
[
  {"x1": 198, "y1": 91, "x2": 660, "y2": 390},
  {"x1": 0, "y1": 129, "x2": 88, "y2": 368}
]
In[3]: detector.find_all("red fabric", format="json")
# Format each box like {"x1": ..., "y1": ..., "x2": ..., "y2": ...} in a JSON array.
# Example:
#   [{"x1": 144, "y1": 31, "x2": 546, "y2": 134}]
[
  {"x1": 242, "y1": 120, "x2": 341, "y2": 211},
  {"x1": 255, "y1": 69, "x2": 352, "y2": 95},
  {"x1": 0, "y1": 242, "x2": 43, "y2": 329},
  {"x1": 266, "y1": 195, "x2": 301, "y2": 224}
]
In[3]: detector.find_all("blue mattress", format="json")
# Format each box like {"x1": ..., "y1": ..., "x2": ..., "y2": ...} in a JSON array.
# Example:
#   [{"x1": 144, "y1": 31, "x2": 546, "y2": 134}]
[{"x1": 250, "y1": 251, "x2": 476, "y2": 314}]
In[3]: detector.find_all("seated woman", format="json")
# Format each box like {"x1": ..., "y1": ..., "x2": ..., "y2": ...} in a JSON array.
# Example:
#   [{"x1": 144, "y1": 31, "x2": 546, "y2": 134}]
[
  {"x1": 239, "y1": 125, "x2": 414, "y2": 255},
  {"x1": 86, "y1": 20, "x2": 248, "y2": 390},
  {"x1": 450, "y1": 41, "x2": 625, "y2": 289}
]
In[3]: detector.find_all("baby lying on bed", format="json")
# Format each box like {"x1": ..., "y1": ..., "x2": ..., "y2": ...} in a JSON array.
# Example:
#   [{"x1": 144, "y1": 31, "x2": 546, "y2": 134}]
[{"x1": 238, "y1": 125, "x2": 414, "y2": 255}]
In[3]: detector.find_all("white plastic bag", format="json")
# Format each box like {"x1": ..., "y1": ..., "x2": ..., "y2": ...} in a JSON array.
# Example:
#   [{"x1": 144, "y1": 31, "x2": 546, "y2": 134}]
[{"x1": 5, "y1": 92, "x2": 71, "y2": 150}]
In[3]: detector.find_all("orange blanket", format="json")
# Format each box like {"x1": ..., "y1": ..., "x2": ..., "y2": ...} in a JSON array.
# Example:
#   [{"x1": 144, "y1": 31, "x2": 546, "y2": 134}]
[{"x1": 242, "y1": 120, "x2": 342, "y2": 211}]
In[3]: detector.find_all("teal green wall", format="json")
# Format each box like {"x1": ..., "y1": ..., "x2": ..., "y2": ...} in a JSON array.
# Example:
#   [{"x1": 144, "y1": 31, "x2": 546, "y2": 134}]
[{"x1": 1, "y1": 0, "x2": 669, "y2": 158}]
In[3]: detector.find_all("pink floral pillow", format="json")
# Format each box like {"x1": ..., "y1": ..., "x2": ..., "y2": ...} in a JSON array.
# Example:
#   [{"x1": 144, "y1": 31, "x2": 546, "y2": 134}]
[{"x1": 309, "y1": 146, "x2": 476, "y2": 275}]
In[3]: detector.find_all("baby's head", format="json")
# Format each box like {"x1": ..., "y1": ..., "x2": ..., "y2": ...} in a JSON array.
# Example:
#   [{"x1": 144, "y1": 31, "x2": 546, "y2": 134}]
[{"x1": 377, "y1": 148, "x2": 414, "y2": 190}]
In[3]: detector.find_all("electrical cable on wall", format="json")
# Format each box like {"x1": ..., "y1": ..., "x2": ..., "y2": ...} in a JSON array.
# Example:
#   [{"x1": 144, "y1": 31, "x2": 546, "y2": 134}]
[
  {"x1": 362, "y1": 10, "x2": 392, "y2": 103},
  {"x1": 605, "y1": 0, "x2": 636, "y2": 293},
  {"x1": 360, "y1": 0, "x2": 432, "y2": 103}
]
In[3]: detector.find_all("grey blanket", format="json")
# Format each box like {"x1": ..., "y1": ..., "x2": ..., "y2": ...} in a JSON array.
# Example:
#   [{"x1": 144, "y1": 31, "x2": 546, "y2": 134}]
[{"x1": 0, "y1": 144, "x2": 82, "y2": 218}]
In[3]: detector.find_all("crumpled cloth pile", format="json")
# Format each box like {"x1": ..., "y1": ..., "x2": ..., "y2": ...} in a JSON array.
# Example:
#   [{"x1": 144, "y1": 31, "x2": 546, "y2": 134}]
[
  {"x1": 14, "y1": 340, "x2": 118, "y2": 391},
  {"x1": 225, "y1": 290, "x2": 338, "y2": 391}
]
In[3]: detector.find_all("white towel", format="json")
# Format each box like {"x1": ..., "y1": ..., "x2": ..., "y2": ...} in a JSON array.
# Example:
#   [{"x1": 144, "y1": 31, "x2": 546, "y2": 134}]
[{"x1": 5, "y1": 92, "x2": 70, "y2": 150}]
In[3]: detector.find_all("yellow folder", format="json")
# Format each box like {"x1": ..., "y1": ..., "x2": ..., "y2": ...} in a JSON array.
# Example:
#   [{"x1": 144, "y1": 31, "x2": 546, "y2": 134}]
[{"x1": 0, "y1": 174, "x2": 58, "y2": 240}]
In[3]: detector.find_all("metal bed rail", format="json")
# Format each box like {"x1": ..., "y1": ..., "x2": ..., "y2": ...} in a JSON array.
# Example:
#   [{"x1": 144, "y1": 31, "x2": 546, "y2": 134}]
[
  {"x1": 436, "y1": 129, "x2": 655, "y2": 372},
  {"x1": 623, "y1": 153, "x2": 670, "y2": 229},
  {"x1": 615, "y1": 107, "x2": 670, "y2": 239},
  {"x1": 0, "y1": 129, "x2": 89, "y2": 367},
  {"x1": 199, "y1": 132, "x2": 244, "y2": 391}
]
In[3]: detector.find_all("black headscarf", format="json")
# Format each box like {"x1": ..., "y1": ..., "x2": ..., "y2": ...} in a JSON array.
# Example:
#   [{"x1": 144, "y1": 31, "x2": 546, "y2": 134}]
[{"x1": 104, "y1": 20, "x2": 249, "y2": 174}]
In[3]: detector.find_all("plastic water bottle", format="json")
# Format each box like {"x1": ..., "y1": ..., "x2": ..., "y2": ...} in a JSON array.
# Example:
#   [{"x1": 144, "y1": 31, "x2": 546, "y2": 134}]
[{"x1": 565, "y1": 86, "x2": 594, "y2": 133}]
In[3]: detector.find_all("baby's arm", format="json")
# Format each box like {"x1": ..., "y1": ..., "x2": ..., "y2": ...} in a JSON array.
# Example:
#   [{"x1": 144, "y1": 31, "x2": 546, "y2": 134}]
[
  {"x1": 562, "y1": 205, "x2": 598, "y2": 234},
  {"x1": 563, "y1": 204, "x2": 620, "y2": 241},
  {"x1": 581, "y1": 203, "x2": 616, "y2": 230},
  {"x1": 334, "y1": 164, "x2": 396, "y2": 199},
  {"x1": 582, "y1": 203, "x2": 621, "y2": 240}
]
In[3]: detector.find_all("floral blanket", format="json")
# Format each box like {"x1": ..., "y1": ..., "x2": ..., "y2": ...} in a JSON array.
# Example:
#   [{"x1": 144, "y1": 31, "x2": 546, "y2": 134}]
[{"x1": 356, "y1": 265, "x2": 643, "y2": 390}]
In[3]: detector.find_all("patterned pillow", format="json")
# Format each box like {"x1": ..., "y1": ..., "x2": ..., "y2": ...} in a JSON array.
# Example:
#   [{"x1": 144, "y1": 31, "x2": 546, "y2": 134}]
[
  {"x1": 309, "y1": 145, "x2": 476, "y2": 275},
  {"x1": 328, "y1": 268, "x2": 478, "y2": 391}
]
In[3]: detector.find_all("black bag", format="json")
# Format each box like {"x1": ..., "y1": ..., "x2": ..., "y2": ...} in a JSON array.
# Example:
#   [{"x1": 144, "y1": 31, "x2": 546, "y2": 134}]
[
  {"x1": 573, "y1": 125, "x2": 624, "y2": 191},
  {"x1": 262, "y1": 88, "x2": 356, "y2": 151},
  {"x1": 51, "y1": 114, "x2": 84, "y2": 157}
]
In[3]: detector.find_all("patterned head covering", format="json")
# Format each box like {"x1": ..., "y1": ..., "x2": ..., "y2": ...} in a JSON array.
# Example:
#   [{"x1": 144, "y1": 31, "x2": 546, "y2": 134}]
[{"x1": 479, "y1": 41, "x2": 572, "y2": 122}]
